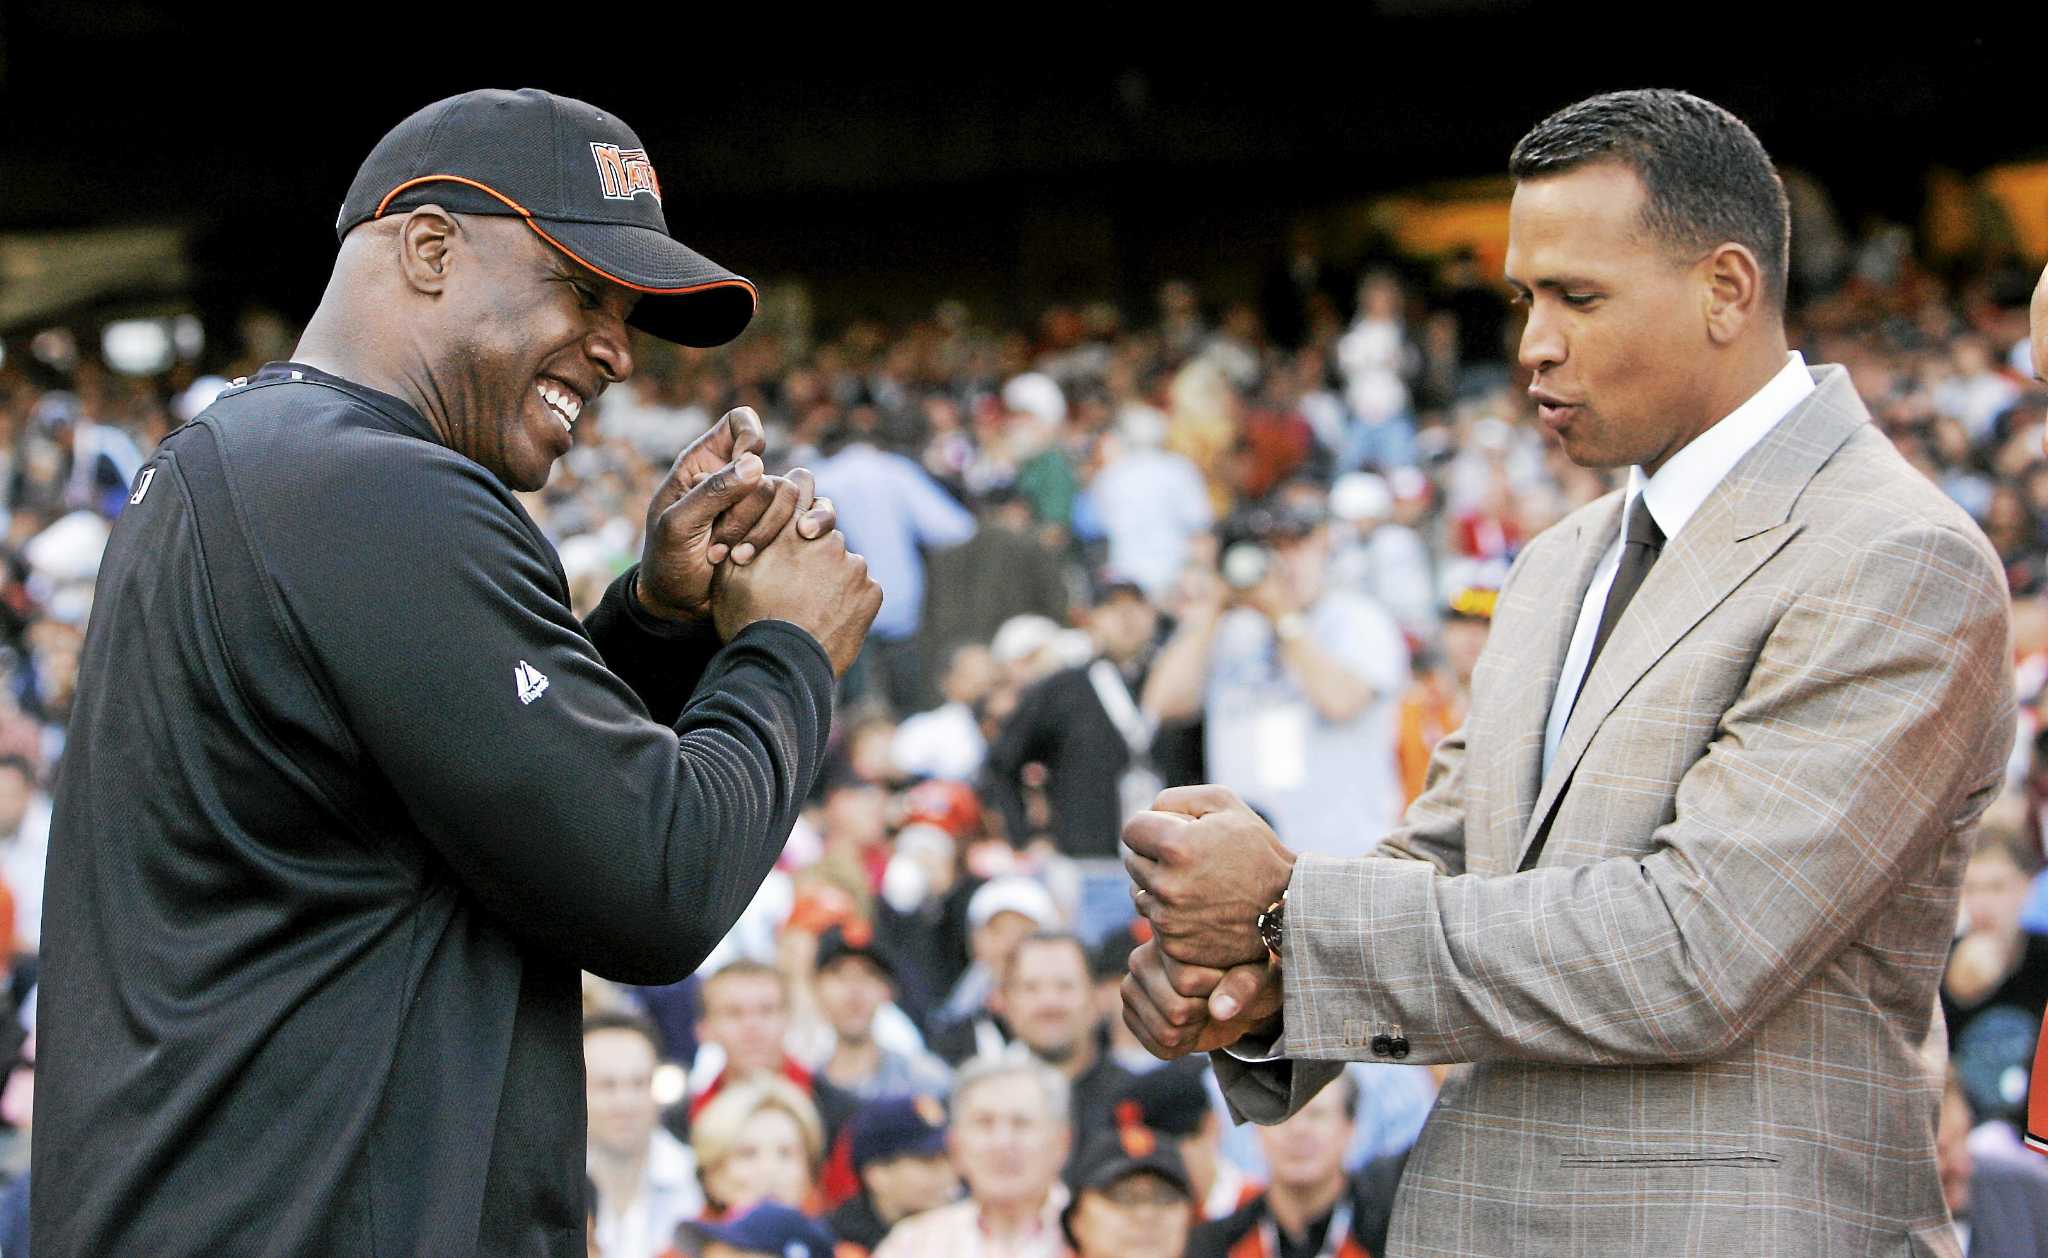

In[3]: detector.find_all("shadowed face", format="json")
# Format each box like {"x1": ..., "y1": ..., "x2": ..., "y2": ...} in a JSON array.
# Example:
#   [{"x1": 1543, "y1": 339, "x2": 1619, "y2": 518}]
[
  {"x1": 400, "y1": 212, "x2": 638, "y2": 491},
  {"x1": 861, "y1": 1151, "x2": 960, "y2": 1224},
  {"x1": 1089, "y1": 592, "x2": 1158, "y2": 664},
  {"x1": 815, "y1": 955, "x2": 892, "y2": 1041},
  {"x1": 1256, "y1": 1082, "x2": 1352, "y2": 1193},
  {"x1": 1507, "y1": 163, "x2": 1720, "y2": 476},
  {"x1": 1069, "y1": 1172, "x2": 1192, "y2": 1258}
]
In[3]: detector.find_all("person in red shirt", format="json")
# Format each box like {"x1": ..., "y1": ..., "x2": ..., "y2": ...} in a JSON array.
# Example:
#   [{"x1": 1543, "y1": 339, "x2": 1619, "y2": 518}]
[{"x1": 692, "y1": 961, "x2": 816, "y2": 1118}]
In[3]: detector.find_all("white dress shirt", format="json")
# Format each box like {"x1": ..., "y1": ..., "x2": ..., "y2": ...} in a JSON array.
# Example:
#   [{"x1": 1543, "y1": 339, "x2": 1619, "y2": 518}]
[
  {"x1": 590, "y1": 1127, "x2": 704, "y2": 1258},
  {"x1": 1540, "y1": 352, "x2": 1816, "y2": 777}
]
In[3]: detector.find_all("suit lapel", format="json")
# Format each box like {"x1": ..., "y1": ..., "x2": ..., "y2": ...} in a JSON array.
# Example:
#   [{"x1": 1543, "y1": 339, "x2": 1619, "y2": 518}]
[
  {"x1": 1512, "y1": 366, "x2": 1874, "y2": 869},
  {"x1": 1499, "y1": 497, "x2": 1619, "y2": 850}
]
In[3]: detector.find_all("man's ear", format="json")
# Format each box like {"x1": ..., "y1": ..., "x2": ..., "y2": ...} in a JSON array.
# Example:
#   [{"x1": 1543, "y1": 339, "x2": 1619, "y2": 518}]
[
  {"x1": 396, "y1": 205, "x2": 459, "y2": 297},
  {"x1": 1699, "y1": 241, "x2": 1765, "y2": 346}
]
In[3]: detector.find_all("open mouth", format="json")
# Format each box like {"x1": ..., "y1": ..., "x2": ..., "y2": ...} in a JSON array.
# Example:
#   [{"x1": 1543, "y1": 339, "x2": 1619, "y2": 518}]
[{"x1": 534, "y1": 378, "x2": 583, "y2": 432}]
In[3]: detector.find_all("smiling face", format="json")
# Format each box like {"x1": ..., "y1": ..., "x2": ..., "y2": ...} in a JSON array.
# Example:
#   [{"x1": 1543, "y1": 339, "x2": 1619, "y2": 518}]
[
  {"x1": 414, "y1": 212, "x2": 637, "y2": 491},
  {"x1": 1507, "y1": 162, "x2": 1720, "y2": 476}
]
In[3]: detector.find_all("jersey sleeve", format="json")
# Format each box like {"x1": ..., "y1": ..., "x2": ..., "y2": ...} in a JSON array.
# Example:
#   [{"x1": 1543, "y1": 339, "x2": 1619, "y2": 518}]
[
  {"x1": 252, "y1": 440, "x2": 833, "y2": 984},
  {"x1": 580, "y1": 564, "x2": 726, "y2": 726}
]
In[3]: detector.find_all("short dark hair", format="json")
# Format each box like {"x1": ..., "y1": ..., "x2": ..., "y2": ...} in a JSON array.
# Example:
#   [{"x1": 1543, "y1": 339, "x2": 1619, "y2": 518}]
[
  {"x1": 1509, "y1": 89, "x2": 1789, "y2": 309},
  {"x1": 701, "y1": 958, "x2": 788, "y2": 1006},
  {"x1": 1002, "y1": 930, "x2": 1089, "y2": 985}
]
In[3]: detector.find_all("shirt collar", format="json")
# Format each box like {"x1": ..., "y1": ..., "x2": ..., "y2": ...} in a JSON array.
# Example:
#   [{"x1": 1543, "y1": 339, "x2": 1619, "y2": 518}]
[{"x1": 1627, "y1": 351, "x2": 1814, "y2": 541}]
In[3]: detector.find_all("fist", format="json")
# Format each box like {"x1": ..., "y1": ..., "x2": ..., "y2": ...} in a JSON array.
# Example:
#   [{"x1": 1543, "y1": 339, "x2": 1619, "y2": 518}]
[
  {"x1": 1125, "y1": 785, "x2": 1296, "y2": 970},
  {"x1": 710, "y1": 518, "x2": 882, "y2": 676},
  {"x1": 1120, "y1": 939, "x2": 1282, "y2": 1060}
]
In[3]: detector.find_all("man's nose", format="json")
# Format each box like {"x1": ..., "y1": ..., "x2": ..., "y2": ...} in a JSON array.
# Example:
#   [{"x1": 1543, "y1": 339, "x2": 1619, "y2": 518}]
[
  {"x1": 588, "y1": 317, "x2": 634, "y2": 385},
  {"x1": 1518, "y1": 304, "x2": 1564, "y2": 374}
]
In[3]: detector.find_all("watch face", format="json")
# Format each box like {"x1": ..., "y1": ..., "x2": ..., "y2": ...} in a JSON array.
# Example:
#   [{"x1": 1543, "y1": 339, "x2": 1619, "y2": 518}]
[{"x1": 1258, "y1": 904, "x2": 1284, "y2": 953}]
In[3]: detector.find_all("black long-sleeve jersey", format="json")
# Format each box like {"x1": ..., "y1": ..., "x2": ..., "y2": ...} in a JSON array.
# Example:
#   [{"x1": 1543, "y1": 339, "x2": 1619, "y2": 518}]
[{"x1": 32, "y1": 362, "x2": 835, "y2": 1257}]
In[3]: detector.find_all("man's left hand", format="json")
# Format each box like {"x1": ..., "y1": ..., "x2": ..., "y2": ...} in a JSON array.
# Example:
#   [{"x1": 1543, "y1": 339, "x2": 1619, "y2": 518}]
[
  {"x1": 636, "y1": 406, "x2": 837, "y2": 622},
  {"x1": 1126, "y1": 784, "x2": 1296, "y2": 970},
  {"x1": 1121, "y1": 939, "x2": 1281, "y2": 1059}
]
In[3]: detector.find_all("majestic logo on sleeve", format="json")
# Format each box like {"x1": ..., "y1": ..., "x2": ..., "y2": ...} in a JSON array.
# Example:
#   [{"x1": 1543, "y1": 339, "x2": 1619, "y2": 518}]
[
  {"x1": 515, "y1": 660, "x2": 550, "y2": 705},
  {"x1": 590, "y1": 143, "x2": 662, "y2": 203}
]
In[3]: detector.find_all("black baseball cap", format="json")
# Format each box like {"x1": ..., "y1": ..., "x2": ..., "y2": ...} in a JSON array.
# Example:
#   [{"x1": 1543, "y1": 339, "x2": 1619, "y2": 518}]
[
  {"x1": 337, "y1": 88, "x2": 756, "y2": 348},
  {"x1": 1060, "y1": 1128, "x2": 1192, "y2": 1243},
  {"x1": 816, "y1": 924, "x2": 897, "y2": 985},
  {"x1": 847, "y1": 1095, "x2": 949, "y2": 1172},
  {"x1": 1111, "y1": 1057, "x2": 1212, "y2": 1139}
]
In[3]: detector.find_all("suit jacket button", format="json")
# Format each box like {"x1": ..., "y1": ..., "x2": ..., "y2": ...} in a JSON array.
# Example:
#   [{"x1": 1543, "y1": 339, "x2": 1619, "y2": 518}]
[
  {"x1": 1389, "y1": 1037, "x2": 1411, "y2": 1059},
  {"x1": 1370, "y1": 1035, "x2": 1392, "y2": 1056}
]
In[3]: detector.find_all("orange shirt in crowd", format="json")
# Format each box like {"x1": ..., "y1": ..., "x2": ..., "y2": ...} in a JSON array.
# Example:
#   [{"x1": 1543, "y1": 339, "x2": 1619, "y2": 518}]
[{"x1": 1395, "y1": 677, "x2": 1464, "y2": 807}]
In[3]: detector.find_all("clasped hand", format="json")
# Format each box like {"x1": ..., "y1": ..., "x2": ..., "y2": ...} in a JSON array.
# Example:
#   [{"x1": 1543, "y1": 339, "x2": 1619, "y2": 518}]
[
  {"x1": 1121, "y1": 784, "x2": 1295, "y2": 1059},
  {"x1": 634, "y1": 406, "x2": 881, "y2": 675}
]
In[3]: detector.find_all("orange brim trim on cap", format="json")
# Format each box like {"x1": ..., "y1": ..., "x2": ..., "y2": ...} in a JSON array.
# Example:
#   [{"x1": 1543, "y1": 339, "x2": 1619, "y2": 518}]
[{"x1": 372, "y1": 174, "x2": 759, "y2": 310}]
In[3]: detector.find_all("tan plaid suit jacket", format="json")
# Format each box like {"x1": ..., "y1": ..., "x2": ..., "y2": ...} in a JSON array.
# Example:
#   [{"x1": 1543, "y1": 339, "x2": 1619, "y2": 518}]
[{"x1": 1213, "y1": 365, "x2": 2016, "y2": 1257}]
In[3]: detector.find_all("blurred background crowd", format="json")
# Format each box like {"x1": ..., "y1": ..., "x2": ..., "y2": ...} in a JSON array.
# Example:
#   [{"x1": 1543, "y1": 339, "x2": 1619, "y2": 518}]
[
  {"x1": 6, "y1": 15, "x2": 2048, "y2": 1258},
  {"x1": 0, "y1": 211, "x2": 2046, "y2": 1256}
]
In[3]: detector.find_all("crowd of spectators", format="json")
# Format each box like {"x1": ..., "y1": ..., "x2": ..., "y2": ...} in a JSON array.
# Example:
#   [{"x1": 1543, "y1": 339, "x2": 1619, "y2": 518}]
[{"x1": 2, "y1": 216, "x2": 2048, "y2": 1254}]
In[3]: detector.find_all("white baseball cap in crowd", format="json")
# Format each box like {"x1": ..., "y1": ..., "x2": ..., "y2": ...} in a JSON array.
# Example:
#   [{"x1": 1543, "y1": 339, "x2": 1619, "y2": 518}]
[{"x1": 967, "y1": 876, "x2": 1060, "y2": 933}]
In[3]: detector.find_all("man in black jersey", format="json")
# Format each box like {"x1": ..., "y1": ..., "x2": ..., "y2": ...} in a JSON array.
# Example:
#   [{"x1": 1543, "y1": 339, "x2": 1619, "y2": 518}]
[{"x1": 33, "y1": 88, "x2": 880, "y2": 1257}]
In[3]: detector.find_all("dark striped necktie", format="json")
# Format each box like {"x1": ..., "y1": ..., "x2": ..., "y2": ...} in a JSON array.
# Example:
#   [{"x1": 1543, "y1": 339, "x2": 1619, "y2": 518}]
[{"x1": 1562, "y1": 497, "x2": 1665, "y2": 732}]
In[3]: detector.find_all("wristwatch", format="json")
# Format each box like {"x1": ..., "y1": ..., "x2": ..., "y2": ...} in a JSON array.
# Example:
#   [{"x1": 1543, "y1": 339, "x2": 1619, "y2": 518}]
[
  {"x1": 1257, "y1": 891, "x2": 1287, "y2": 958},
  {"x1": 1274, "y1": 612, "x2": 1308, "y2": 642}
]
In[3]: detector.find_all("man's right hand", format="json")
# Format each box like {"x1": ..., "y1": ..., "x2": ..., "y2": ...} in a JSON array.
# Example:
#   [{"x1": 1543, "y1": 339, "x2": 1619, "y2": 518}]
[
  {"x1": 1121, "y1": 938, "x2": 1282, "y2": 1060},
  {"x1": 635, "y1": 407, "x2": 836, "y2": 622},
  {"x1": 710, "y1": 515, "x2": 882, "y2": 676}
]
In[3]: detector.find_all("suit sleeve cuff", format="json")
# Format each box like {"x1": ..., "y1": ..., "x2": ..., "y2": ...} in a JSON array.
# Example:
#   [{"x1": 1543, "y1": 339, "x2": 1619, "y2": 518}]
[{"x1": 1224, "y1": 1021, "x2": 1287, "y2": 1062}]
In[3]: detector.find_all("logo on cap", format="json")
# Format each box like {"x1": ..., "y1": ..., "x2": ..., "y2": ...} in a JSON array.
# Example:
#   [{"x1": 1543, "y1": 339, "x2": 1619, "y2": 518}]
[
  {"x1": 591, "y1": 143, "x2": 662, "y2": 204},
  {"x1": 914, "y1": 1095, "x2": 946, "y2": 1127},
  {"x1": 1119, "y1": 1126, "x2": 1158, "y2": 1158}
]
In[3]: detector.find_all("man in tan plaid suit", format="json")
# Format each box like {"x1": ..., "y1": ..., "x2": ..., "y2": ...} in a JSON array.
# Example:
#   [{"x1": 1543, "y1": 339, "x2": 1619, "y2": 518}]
[{"x1": 1121, "y1": 91, "x2": 2016, "y2": 1256}]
